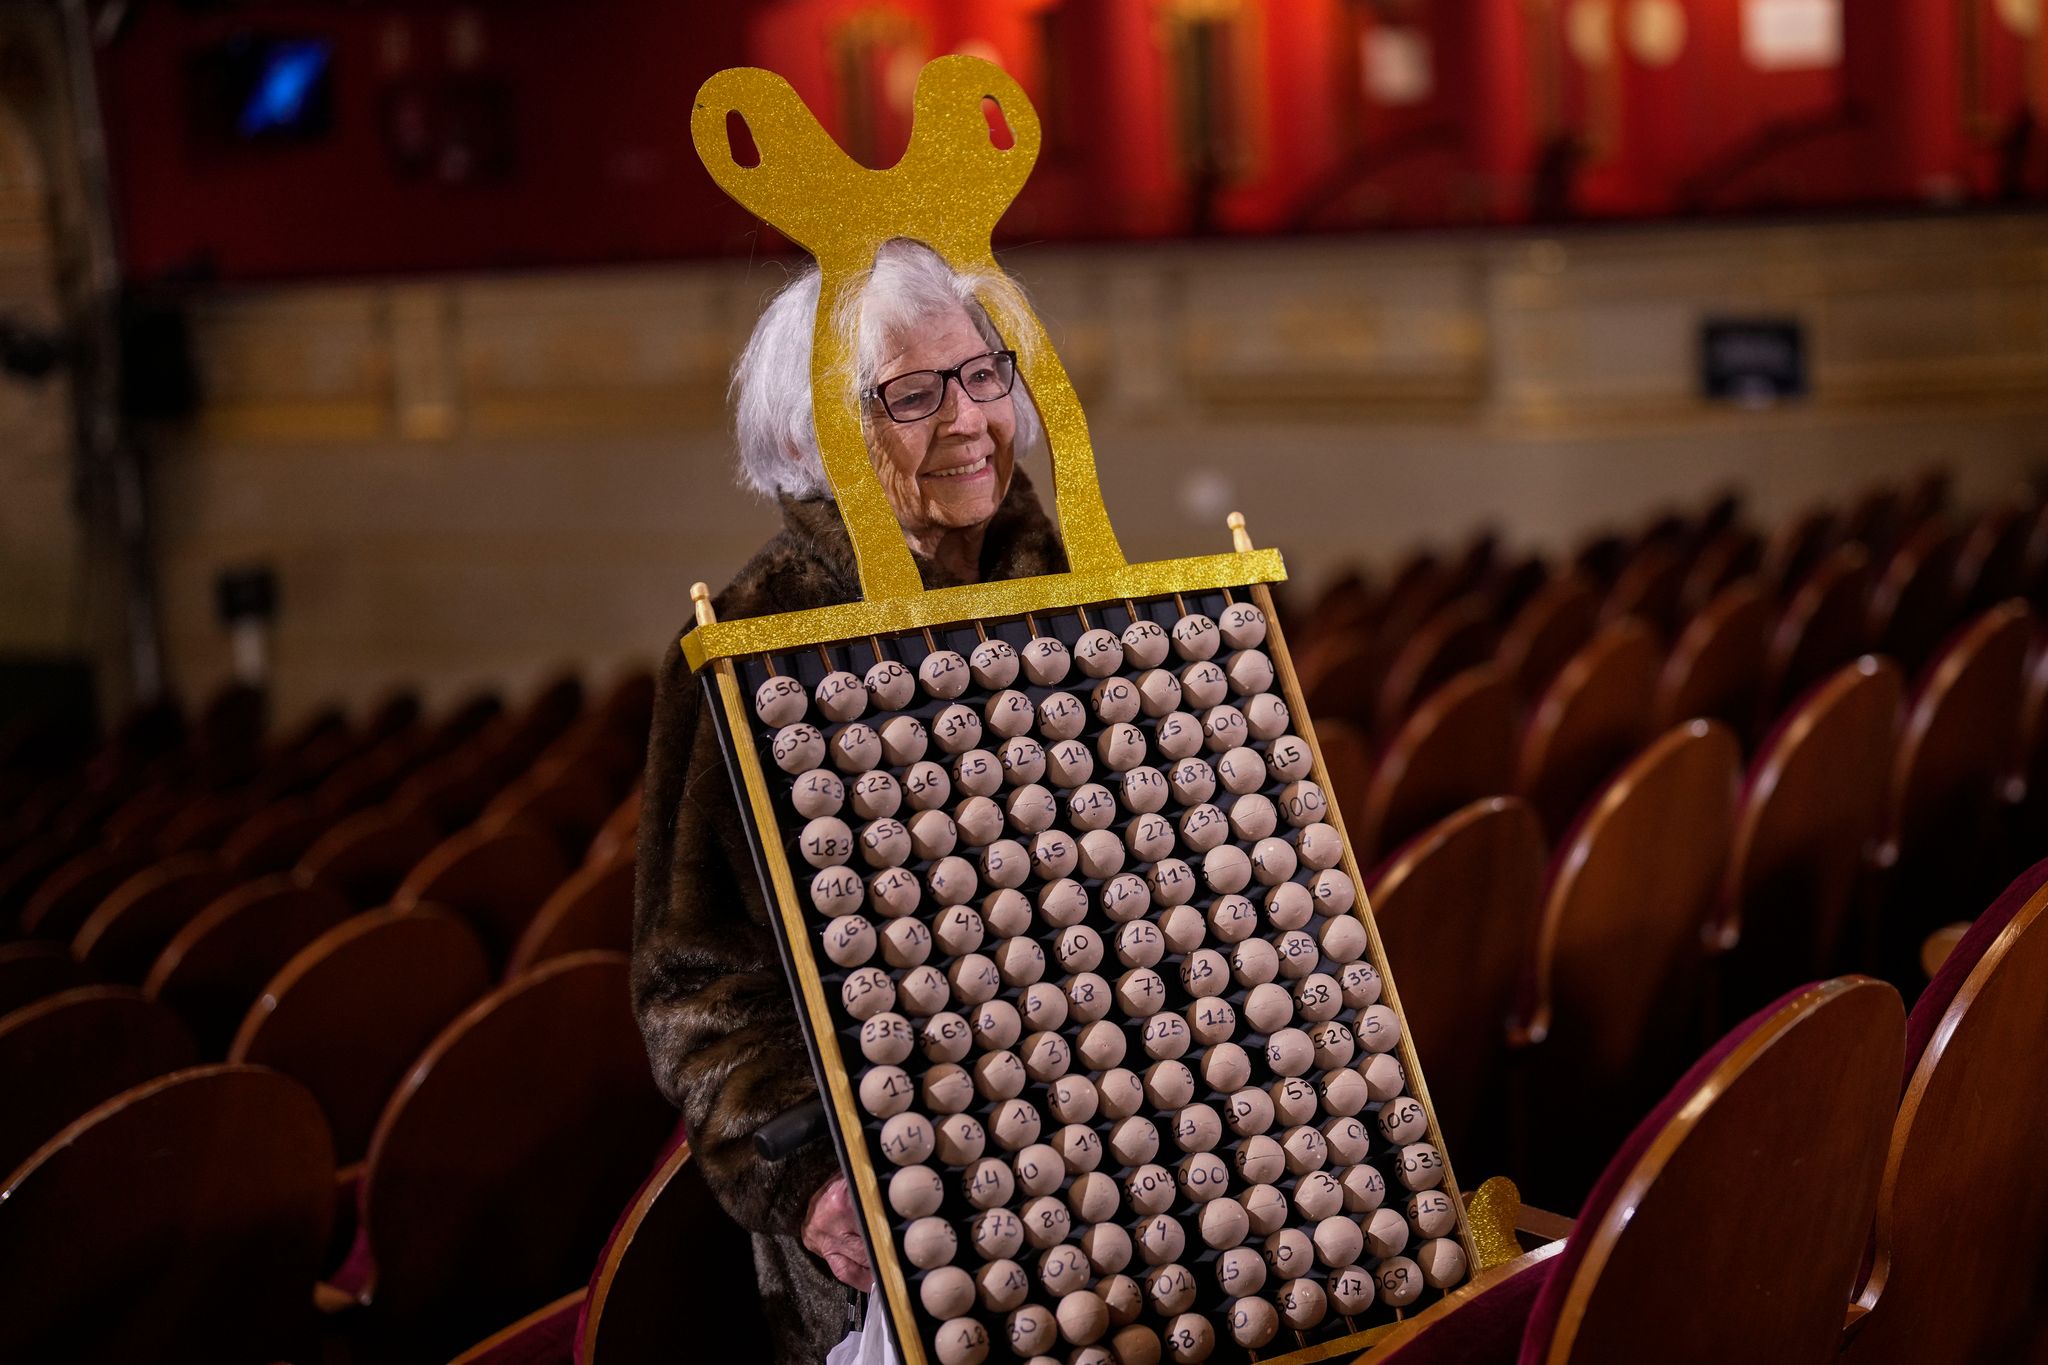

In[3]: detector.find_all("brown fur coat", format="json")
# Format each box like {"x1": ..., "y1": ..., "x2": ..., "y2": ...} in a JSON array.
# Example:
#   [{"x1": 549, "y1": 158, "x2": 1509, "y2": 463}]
[{"x1": 632, "y1": 470, "x2": 1066, "y2": 1363}]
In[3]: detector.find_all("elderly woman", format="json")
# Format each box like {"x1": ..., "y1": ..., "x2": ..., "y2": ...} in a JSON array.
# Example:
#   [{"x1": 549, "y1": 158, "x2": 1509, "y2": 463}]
[{"x1": 632, "y1": 239, "x2": 1067, "y2": 1362}]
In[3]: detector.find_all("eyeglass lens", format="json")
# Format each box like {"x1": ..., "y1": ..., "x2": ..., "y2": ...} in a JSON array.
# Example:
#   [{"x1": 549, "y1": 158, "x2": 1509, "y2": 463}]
[{"x1": 878, "y1": 352, "x2": 1016, "y2": 421}]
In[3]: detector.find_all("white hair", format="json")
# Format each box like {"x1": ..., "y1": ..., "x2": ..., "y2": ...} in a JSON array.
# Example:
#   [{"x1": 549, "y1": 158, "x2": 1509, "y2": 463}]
[{"x1": 731, "y1": 239, "x2": 1047, "y2": 499}]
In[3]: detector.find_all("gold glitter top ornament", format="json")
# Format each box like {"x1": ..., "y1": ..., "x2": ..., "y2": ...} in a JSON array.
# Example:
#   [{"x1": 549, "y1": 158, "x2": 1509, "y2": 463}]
[{"x1": 681, "y1": 57, "x2": 1286, "y2": 669}]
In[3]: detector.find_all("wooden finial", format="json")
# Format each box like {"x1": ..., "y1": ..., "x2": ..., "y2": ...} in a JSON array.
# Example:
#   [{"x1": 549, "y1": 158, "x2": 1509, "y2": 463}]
[
  {"x1": 1228, "y1": 511, "x2": 1255, "y2": 553},
  {"x1": 691, "y1": 582, "x2": 716, "y2": 627}
]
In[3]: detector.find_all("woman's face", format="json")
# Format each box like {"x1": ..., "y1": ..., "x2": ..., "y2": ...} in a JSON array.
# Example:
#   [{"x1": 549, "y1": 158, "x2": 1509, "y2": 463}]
[{"x1": 867, "y1": 308, "x2": 1015, "y2": 544}]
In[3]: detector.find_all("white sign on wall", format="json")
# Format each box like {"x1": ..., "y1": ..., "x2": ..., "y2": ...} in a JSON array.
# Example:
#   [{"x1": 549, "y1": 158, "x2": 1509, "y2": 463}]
[{"x1": 1742, "y1": 0, "x2": 1843, "y2": 71}]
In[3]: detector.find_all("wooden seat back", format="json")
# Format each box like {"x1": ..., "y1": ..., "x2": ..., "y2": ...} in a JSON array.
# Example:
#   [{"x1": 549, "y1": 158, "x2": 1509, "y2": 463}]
[
  {"x1": 1496, "y1": 576, "x2": 1600, "y2": 702},
  {"x1": 479, "y1": 760, "x2": 620, "y2": 862},
  {"x1": 1766, "y1": 544, "x2": 1873, "y2": 708},
  {"x1": 1653, "y1": 579, "x2": 1769, "y2": 737},
  {"x1": 582, "y1": 1142, "x2": 770, "y2": 1363},
  {"x1": 0, "y1": 1064, "x2": 334, "y2": 1363},
  {"x1": 17, "y1": 845, "x2": 145, "y2": 941},
  {"x1": 1760, "y1": 505, "x2": 1842, "y2": 599},
  {"x1": 1954, "y1": 503, "x2": 2030, "y2": 614},
  {"x1": 296, "y1": 805, "x2": 442, "y2": 908},
  {"x1": 0, "y1": 986, "x2": 197, "y2": 1179},
  {"x1": 71, "y1": 855, "x2": 236, "y2": 982},
  {"x1": 0, "y1": 940, "x2": 92, "y2": 1018},
  {"x1": 1368, "y1": 797, "x2": 1546, "y2": 1171},
  {"x1": 229, "y1": 908, "x2": 491, "y2": 1163},
  {"x1": 1376, "y1": 595, "x2": 1497, "y2": 735},
  {"x1": 584, "y1": 786, "x2": 643, "y2": 870},
  {"x1": 219, "y1": 795, "x2": 330, "y2": 877},
  {"x1": 1602, "y1": 541, "x2": 1686, "y2": 642},
  {"x1": 1845, "y1": 880, "x2": 2048, "y2": 1364},
  {"x1": 1865, "y1": 522, "x2": 1961, "y2": 677},
  {"x1": 506, "y1": 853, "x2": 635, "y2": 978},
  {"x1": 1299, "y1": 633, "x2": 1390, "y2": 732},
  {"x1": 392, "y1": 821, "x2": 569, "y2": 966},
  {"x1": 1679, "y1": 526, "x2": 1762, "y2": 618},
  {"x1": 1357, "y1": 665, "x2": 1518, "y2": 866},
  {"x1": 143, "y1": 876, "x2": 354, "y2": 1056},
  {"x1": 359, "y1": 951, "x2": 672, "y2": 1345},
  {"x1": 1526, "y1": 977, "x2": 1902, "y2": 1365},
  {"x1": 1516, "y1": 621, "x2": 1662, "y2": 838}
]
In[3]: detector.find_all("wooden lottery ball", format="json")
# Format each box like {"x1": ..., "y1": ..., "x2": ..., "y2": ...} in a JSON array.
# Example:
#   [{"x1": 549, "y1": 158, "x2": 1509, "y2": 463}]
[
  {"x1": 1143, "y1": 1059, "x2": 1196, "y2": 1110},
  {"x1": 936, "y1": 1318, "x2": 990, "y2": 1365},
  {"x1": 921, "y1": 1011, "x2": 973, "y2": 1063},
  {"x1": 861, "y1": 658, "x2": 913, "y2": 710},
  {"x1": 1336, "y1": 1163, "x2": 1387, "y2": 1214},
  {"x1": 1120, "y1": 764, "x2": 1171, "y2": 812},
  {"x1": 1275, "y1": 930, "x2": 1320, "y2": 980},
  {"x1": 1234, "y1": 1133, "x2": 1286, "y2": 1184},
  {"x1": 859, "y1": 1065, "x2": 913, "y2": 1118},
  {"x1": 1171, "y1": 613, "x2": 1221, "y2": 661},
  {"x1": 1265, "y1": 734, "x2": 1313, "y2": 783},
  {"x1": 1146, "y1": 1262, "x2": 1198, "y2": 1316},
  {"x1": 1180, "y1": 661, "x2": 1228, "y2": 710},
  {"x1": 1177, "y1": 803, "x2": 1228, "y2": 854},
  {"x1": 1215, "y1": 746, "x2": 1264, "y2": 796},
  {"x1": 1318, "y1": 914, "x2": 1368, "y2": 965},
  {"x1": 1241, "y1": 1183, "x2": 1289, "y2": 1235},
  {"x1": 1098, "y1": 1068, "x2": 1145, "y2": 1120},
  {"x1": 1172, "y1": 1103, "x2": 1223, "y2": 1154},
  {"x1": 848, "y1": 814, "x2": 903, "y2": 867},
  {"x1": 1271, "y1": 1077, "x2": 1320, "y2": 1127},
  {"x1": 1123, "y1": 813, "x2": 1174, "y2": 863},
  {"x1": 981, "y1": 839, "x2": 1030, "y2": 889},
  {"x1": 1057, "y1": 1290, "x2": 1109, "y2": 1346},
  {"x1": 1177, "y1": 1151, "x2": 1230, "y2": 1202},
  {"x1": 971, "y1": 998, "x2": 1022, "y2": 1051},
  {"x1": 1226, "y1": 1087, "x2": 1275, "y2": 1139},
  {"x1": 1296, "y1": 821, "x2": 1343, "y2": 871},
  {"x1": 1313, "y1": 1213, "x2": 1364, "y2": 1268},
  {"x1": 1326, "y1": 1264, "x2": 1375, "y2": 1317},
  {"x1": 1046, "y1": 738, "x2": 1094, "y2": 789},
  {"x1": 860, "y1": 1012, "x2": 914, "y2": 1065},
  {"x1": 919, "y1": 648, "x2": 970, "y2": 699},
  {"x1": 1142, "y1": 1012, "x2": 1191, "y2": 1062},
  {"x1": 1323, "y1": 1115, "x2": 1372, "y2": 1166},
  {"x1": 906, "y1": 1215, "x2": 959, "y2": 1269},
  {"x1": 937, "y1": 1112, "x2": 988, "y2": 1166},
  {"x1": 1020, "y1": 635, "x2": 1071, "y2": 686},
  {"x1": 1214, "y1": 1245, "x2": 1265, "y2": 1297},
  {"x1": 1202, "y1": 844, "x2": 1252, "y2": 894},
  {"x1": 1055, "y1": 1121, "x2": 1103, "y2": 1172},
  {"x1": 1075, "y1": 829, "x2": 1123, "y2": 880},
  {"x1": 1228, "y1": 1296, "x2": 1279, "y2": 1350},
  {"x1": 1309, "y1": 1019, "x2": 1356, "y2": 1070},
  {"x1": 890, "y1": 1164, "x2": 944, "y2": 1219},
  {"x1": 1184, "y1": 1008, "x2": 1237, "y2": 1065},
  {"x1": 1198, "y1": 1041, "x2": 1250, "y2": 1093},
  {"x1": 1136, "y1": 1213, "x2": 1186, "y2": 1267},
  {"x1": 996, "y1": 936, "x2": 1048, "y2": 988},
  {"x1": 950, "y1": 797, "x2": 1000, "y2": 850},
  {"x1": 1041, "y1": 1243, "x2": 1093, "y2": 1299},
  {"x1": 1319, "y1": 1067, "x2": 1370, "y2": 1118},
  {"x1": 1294, "y1": 1171, "x2": 1342, "y2": 1222},
  {"x1": 1357, "y1": 1003, "x2": 1403, "y2": 1054},
  {"x1": 953, "y1": 751, "x2": 1001, "y2": 803},
  {"x1": 1007, "y1": 784, "x2": 1057, "y2": 835},
  {"x1": 1231, "y1": 939, "x2": 1280, "y2": 989},
  {"x1": 1121, "y1": 617, "x2": 1171, "y2": 668},
  {"x1": 922, "y1": 1264, "x2": 975, "y2": 1320},
  {"x1": 880, "y1": 916, "x2": 932, "y2": 968},
  {"x1": 1201, "y1": 705, "x2": 1249, "y2": 754},
  {"x1": 1152, "y1": 713, "x2": 1202, "y2": 762},
  {"x1": 922, "y1": 1063, "x2": 975, "y2": 1113},
  {"x1": 1066, "y1": 1170, "x2": 1120, "y2": 1224},
  {"x1": 1067, "y1": 783, "x2": 1117, "y2": 832},
  {"x1": 1381, "y1": 1096, "x2": 1430, "y2": 1145},
  {"x1": 1199, "y1": 1196, "x2": 1250, "y2": 1250},
  {"x1": 1229, "y1": 793, "x2": 1277, "y2": 842},
  {"x1": 792, "y1": 769, "x2": 846, "y2": 819},
  {"x1": 1001, "y1": 736, "x2": 1049, "y2": 787},
  {"x1": 1262, "y1": 884, "x2": 1312, "y2": 934},
  {"x1": 1224, "y1": 650, "x2": 1274, "y2": 698},
  {"x1": 949, "y1": 953, "x2": 1002, "y2": 1007},
  {"x1": 1397, "y1": 1142, "x2": 1446, "y2": 1192},
  {"x1": 800, "y1": 817, "x2": 853, "y2": 870},
  {"x1": 1294, "y1": 972, "x2": 1342, "y2": 1022},
  {"x1": 1265, "y1": 1027, "x2": 1314, "y2": 1078},
  {"x1": 1055, "y1": 925, "x2": 1105, "y2": 975},
  {"x1": 880, "y1": 1112, "x2": 935, "y2": 1166},
  {"x1": 1064, "y1": 971, "x2": 1112, "y2": 1025},
  {"x1": 840, "y1": 967, "x2": 895, "y2": 1020},
  {"x1": 1340, "y1": 960, "x2": 1384, "y2": 1012},
  {"x1": 1217, "y1": 600, "x2": 1267, "y2": 651},
  {"x1": 932, "y1": 705, "x2": 984, "y2": 755},
  {"x1": 1075, "y1": 1019, "x2": 1126, "y2": 1071},
  {"x1": 850, "y1": 770, "x2": 902, "y2": 822},
  {"x1": 964, "y1": 637, "x2": 1016, "y2": 689},
  {"x1": 1418, "y1": 1237, "x2": 1467, "y2": 1288},
  {"x1": 1409, "y1": 1189, "x2": 1457, "y2": 1239},
  {"x1": 971, "y1": 888, "x2": 1024, "y2": 939},
  {"x1": 1092, "y1": 1271, "x2": 1140, "y2": 1325},
  {"x1": 1278, "y1": 780, "x2": 1329, "y2": 828},
  {"x1": 1101, "y1": 874, "x2": 1151, "y2": 924},
  {"x1": 814, "y1": 671, "x2": 867, "y2": 723},
  {"x1": 1263, "y1": 1227, "x2": 1314, "y2": 1282},
  {"x1": 977, "y1": 1254, "x2": 1030, "y2": 1308},
  {"x1": 1310, "y1": 867, "x2": 1356, "y2": 916},
  {"x1": 1030, "y1": 830, "x2": 1079, "y2": 881},
  {"x1": 1167, "y1": 757, "x2": 1216, "y2": 806},
  {"x1": 1134, "y1": 668, "x2": 1182, "y2": 718},
  {"x1": 830, "y1": 723, "x2": 882, "y2": 774},
  {"x1": 975, "y1": 1049, "x2": 1027, "y2": 1101},
  {"x1": 1117, "y1": 920, "x2": 1166, "y2": 970},
  {"x1": 1243, "y1": 693, "x2": 1290, "y2": 741},
  {"x1": 1095, "y1": 723, "x2": 1146, "y2": 772},
  {"x1": 1073, "y1": 627, "x2": 1124, "y2": 678},
  {"x1": 1207, "y1": 895, "x2": 1258, "y2": 945},
  {"x1": 982, "y1": 1098, "x2": 1038, "y2": 1153},
  {"x1": 920, "y1": 862, "x2": 973, "y2": 915},
  {"x1": 1282, "y1": 1123, "x2": 1329, "y2": 1174},
  {"x1": 1007, "y1": 1304, "x2": 1057, "y2": 1357},
  {"x1": 1115, "y1": 966, "x2": 1168, "y2": 1017},
  {"x1": 755, "y1": 674, "x2": 808, "y2": 726},
  {"x1": 1278, "y1": 1277, "x2": 1328, "y2": 1332},
  {"x1": 1250, "y1": 837, "x2": 1298, "y2": 887},
  {"x1": 1377, "y1": 1257, "x2": 1424, "y2": 1308},
  {"x1": 1022, "y1": 1030, "x2": 1072, "y2": 1082},
  {"x1": 1111, "y1": 1325, "x2": 1162, "y2": 1365},
  {"x1": 1020, "y1": 1195, "x2": 1072, "y2": 1250},
  {"x1": 1367, "y1": 1207, "x2": 1410, "y2": 1259},
  {"x1": 822, "y1": 914, "x2": 875, "y2": 968},
  {"x1": 1163, "y1": 1313, "x2": 1213, "y2": 1365},
  {"x1": 906, "y1": 808, "x2": 957, "y2": 860},
  {"x1": 1037, "y1": 691, "x2": 1087, "y2": 741},
  {"x1": 1108, "y1": 1115, "x2": 1160, "y2": 1167},
  {"x1": 972, "y1": 1208, "x2": 1025, "y2": 1261},
  {"x1": 1157, "y1": 907, "x2": 1205, "y2": 959},
  {"x1": 1085, "y1": 1226, "x2": 1134, "y2": 1280},
  {"x1": 1126, "y1": 1163, "x2": 1176, "y2": 1216}
]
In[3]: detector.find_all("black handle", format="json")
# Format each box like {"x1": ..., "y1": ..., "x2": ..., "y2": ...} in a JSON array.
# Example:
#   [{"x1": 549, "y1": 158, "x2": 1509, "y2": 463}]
[{"x1": 755, "y1": 1097, "x2": 829, "y2": 1160}]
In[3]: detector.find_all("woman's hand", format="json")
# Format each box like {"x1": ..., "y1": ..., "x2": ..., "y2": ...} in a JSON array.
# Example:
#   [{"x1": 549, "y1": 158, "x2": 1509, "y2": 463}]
[{"x1": 802, "y1": 1174, "x2": 874, "y2": 1292}]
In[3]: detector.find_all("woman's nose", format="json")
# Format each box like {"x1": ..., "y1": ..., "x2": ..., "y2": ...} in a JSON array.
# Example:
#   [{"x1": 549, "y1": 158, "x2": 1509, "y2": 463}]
[{"x1": 937, "y1": 378, "x2": 987, "y2": 432}]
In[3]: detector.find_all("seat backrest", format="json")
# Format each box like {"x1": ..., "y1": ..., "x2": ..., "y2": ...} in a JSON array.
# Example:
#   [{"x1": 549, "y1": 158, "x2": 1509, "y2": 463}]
[
  {"x1": 1523, "y1": 977, "x2": 1903, "y2": 1365},
  {"x1": 219, "y1": 795, "x2": 330, "y2": 877},
  {"x1": 1954, "y1": 503, "x2": 2031, "y2": 614},
  {"x1": 0, "y1": 940, "x2": 93, "y2": 1018},
  {"x1": 1724, "y1": 658, "x2": 1902, "y2": 995},
  {"x1": 506, "y1": 854, "x2": 635, "y2": 978},
  {"x1": 71, "y1": 854, "x2": 236, "y2": 982},
  {"x1": 1496, "y1": 575, "x2": 1601, "y2": 701},
  {"x1": 480, "y1": 761, "x2": 621, "y2": 863},
  {"x1": 1368, "y1": 797, "x2": 1546, "y2": 1166},
  {"x1": 1376, "y1": 595, "x2": 1497, "y2": 735},
  {"x1": 296, "y1": 805, "x2": 443, "y2": 908},
  {"x1": 1517, "y1": 621, "x2": 1662, "y2": 838},
  {"x1": 1359, "y1": 664, "x2": 1518, "y2": 865},
  {"x1": 359, "y1": 952, "x2": 673, "y2": 1345},
  {"x1": 1679, "y1": 526, "x2": 1762, "y2": 617},
  {"x1": 143, "y1": 875, "x2": 354, "y2": 1057},
  {"x1": 0, "y1": 1064, "x2": 334, "y2": 1363},
  {"x1": 1760, "y1": 505, "x2": 1843, "y2": 600},
  {"x1": 393, "y1": 821, "x2": 570, "y2": 966},
  {"x1": 1299, "y1": 633, "x2": 1391, "y2": 732},
  {"x1": 1865, "y1": 522, "x2": 1961, "y2": 677},
  {"x1": 155, "y1": 788, "x2": 263, "y2": 858},
  {"x1": 1766, "y1": 544, "x2": 1873, "y2": 708},
  {"x1": 0, "y1": 986, "x2": 197, "y2": 1182},
  {"x1": 16, "y1": 845, "x2": 146, "y2": 941},
  {"x1": 229, "y1": 907, "x2": 491, "y2": 1162},
  {"x1": 1888, "y1": 601, "x2": 2032, "y2": 856},
  {"x1": 584, "y1": 786, "x2": 643, "y2": 871},
  {"x1": 1652, "y1": 578, "x2": 1769, "y2": 737},
  {"x1": 1601, "y1": 541, "x2": 1685, "y2": 642},
  {"x1": 1845, "y1": 876, "x2": 2048, "y2": 1365}
]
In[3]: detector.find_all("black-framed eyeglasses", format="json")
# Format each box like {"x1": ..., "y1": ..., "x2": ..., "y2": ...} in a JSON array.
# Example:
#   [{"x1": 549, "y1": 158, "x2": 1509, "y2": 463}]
[{"x1": 865, "y1": 350, "x2": 1018, "y2": 423}]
